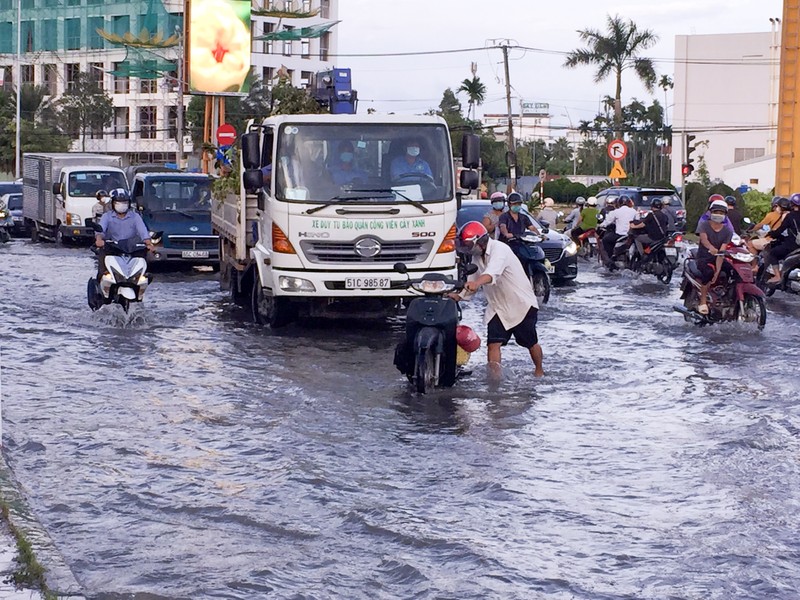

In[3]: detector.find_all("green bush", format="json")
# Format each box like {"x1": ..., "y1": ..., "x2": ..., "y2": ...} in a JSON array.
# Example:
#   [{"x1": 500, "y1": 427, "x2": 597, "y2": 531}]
[
  {"x1": 742, "y1": 190, "x2": 772, "y2": 224},
  {"x1": 685, "y1": 182, "x2": 709, "y2": 233}
]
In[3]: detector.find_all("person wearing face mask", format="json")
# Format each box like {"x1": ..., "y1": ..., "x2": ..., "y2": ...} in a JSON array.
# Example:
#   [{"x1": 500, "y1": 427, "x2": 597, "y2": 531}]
[
  {"x1": 498, "y1": 192, "x2": 541, "y2": 243},
  {"x1": 95, "y1": 189, "x2": 154, "y2": 281},
  {"x1": 763, "y1": 193, "x2": 800, "y2": 285},
  {"x1": 329, "y1": 141, "x2": 369, "y2": 185},
  {"x1": 453, "y1": 221, "x2": 543, "y2": 377},
  {"x1": 390, "y1": 139, "x2": 433, "y2": 180},
  {"x1": 695, "y1": 199, "x2": 734, "y2": 314},
  {"x1": 696, "y1": 194, "x2": 733, "y2": 234},
  {"x1": 483, "y1": 191, "x2": 506, "y2": 238}
]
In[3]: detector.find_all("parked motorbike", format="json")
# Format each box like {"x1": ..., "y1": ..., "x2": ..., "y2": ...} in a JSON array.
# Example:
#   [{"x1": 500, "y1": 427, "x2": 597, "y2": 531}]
[
  {"x1": 87, "y1": 237, "x2": 152, "y2": 313},
  {"x1": 608, "y1": 230, "x2": 682, "y2": 284},
  {"x1": 393, "y1": 262, "x2": 480, "y2": 394},
  {"x1": 507, "y1": 231, "x2": 552, "y2": 304},
  {"x1": 673, "y1": 237, "x2": 766, "y2": 331},
  {"x1": 0, "y1": 200, "x2": 12, "y2": 243},
  {"x1": 758, "y1": 246, "x2": 800, "y2": 297}
]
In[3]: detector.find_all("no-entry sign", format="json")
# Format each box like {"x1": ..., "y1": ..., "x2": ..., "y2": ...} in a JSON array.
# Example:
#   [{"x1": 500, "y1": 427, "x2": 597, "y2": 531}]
[{"x1": 216, "y1": 123, "x2": 237, "y2": 147}]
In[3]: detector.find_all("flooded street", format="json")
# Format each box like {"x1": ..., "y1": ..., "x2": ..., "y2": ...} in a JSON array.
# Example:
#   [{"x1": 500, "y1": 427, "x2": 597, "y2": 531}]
[{"x1": 2, "y1": 239, "x2": 800, "y2": 599}]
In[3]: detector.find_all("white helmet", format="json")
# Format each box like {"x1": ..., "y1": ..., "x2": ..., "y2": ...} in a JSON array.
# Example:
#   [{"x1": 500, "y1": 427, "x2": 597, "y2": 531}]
[
  {"x1": 586, "y1": 196, "x2": 598, "y2": 206},
  {"x1": 576, "y1": 196, "x2": 586, "y2": 205},
  {"x1": 544, "y1": 197, "x2": 555, "y2": 207},
  {"x1": 709, "y1": 200, "x2": 728, "y2": 213}
]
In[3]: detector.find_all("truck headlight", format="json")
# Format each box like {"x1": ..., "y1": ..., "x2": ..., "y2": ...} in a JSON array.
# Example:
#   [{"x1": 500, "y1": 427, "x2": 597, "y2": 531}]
[
  {"x1": 66, "y1": 213, "x2": 82, "y2": 226},
  {"x1": 279, "y1": 276, "x2": 315, "y2": 292}
]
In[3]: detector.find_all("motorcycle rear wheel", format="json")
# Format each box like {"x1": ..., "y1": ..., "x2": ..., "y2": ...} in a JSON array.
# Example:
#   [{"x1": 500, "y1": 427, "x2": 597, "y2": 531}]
[
  {"x1": 739, "y1": 295, "x2": 767, "y2": 331},
  {"x1": 657, "y1": 262, "x2": 674, "y2": 284},
  {"x1": 415, "y1": 347, "x2": 436, "y2": 394},
  {"x1": 530, "y1": 271, "x2": 551, "y2": 304}
]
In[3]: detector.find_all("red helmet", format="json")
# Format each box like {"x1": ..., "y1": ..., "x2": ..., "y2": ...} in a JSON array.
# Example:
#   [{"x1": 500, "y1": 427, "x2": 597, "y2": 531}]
[
  {"x1": 456, "y1": 325, "x2": 481, "y2": 352},
  {"x1": 708, "y1": 193, "x2": 725, "y2": 205},
  {"x1": 457, "y1": 221, "x2": 489, "y2": 255}
]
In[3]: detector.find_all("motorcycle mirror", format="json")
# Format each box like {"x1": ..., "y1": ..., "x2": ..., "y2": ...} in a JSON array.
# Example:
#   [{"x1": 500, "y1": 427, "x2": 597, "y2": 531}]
[
  {"x1": 393, "y1": 262, "x2": 408, "y2": 274},
  {"x1": 541, "y1": 226, "x2": 550, "y2": 234},
  {"x1": 743, "y1": 217, "x2": 752, "y2": 225},
  {"x1": 464, "y1": 263, "x2": 478, "y2": 275}
]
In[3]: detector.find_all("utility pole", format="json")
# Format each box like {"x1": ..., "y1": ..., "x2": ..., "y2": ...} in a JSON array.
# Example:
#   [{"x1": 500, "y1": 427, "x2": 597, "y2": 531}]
[
  {"x1": 501, "y1": 42, "x2": 516, "y2": 192},
  {"x1": 176, "y1": 25, "x2": 185, "y2": 169},
  {"x1": 15, "y1": 0, "x2": 21, "y2": 180}
]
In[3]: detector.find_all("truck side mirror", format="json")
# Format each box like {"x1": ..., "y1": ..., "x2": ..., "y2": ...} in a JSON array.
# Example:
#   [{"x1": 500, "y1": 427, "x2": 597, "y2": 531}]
[
  {"x1": 459, "y1": 170, "x2": 479, "y2": 191},
  {"x1": 243, "y1": 169, "x2": 264, "y2": 193},
  {"x1": 461, "y1": 134, "x2": 480, "y2": 169},
  {"x1": 241, "y1": 132, "x2": 261, "y2": 171},
  {"x1": 52, "y1": 183, "x2": 60, "y2": 195}
]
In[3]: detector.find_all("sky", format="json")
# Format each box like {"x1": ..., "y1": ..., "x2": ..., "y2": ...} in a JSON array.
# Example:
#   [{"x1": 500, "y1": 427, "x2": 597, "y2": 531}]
[{"x1": 336, "y1": 0, "x2": 783, "y2": 129}]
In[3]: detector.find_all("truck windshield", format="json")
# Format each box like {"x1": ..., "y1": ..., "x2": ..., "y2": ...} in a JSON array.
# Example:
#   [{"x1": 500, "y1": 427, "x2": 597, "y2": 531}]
[
  {"x1": 140, "y1": 179, "x2": 212, "y2": 212},
  {"x1": 275, "y1": 123, "x2": 453, "y2": 203},
  {"x1": 68, "y1": 171, "x2": 127, "y2": 198}
]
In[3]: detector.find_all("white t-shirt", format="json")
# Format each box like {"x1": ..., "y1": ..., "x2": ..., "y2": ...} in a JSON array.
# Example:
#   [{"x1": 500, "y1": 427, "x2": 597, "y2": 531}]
[
  {"x1": 604, "y1": 205, "x2": 638, "y2": 236},
  {"x1": 462, "y1": 238, "x2": 539, "y2": 329}
]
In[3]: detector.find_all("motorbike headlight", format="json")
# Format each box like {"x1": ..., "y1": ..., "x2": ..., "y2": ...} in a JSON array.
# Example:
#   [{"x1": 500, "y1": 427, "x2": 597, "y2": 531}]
[
  {"x1": 564, "y1": 241, "x2": 578, "y2": 256},
  {"x1": 137, "y1": 275, "x2": 149, "y2": 286},
  {"x1": 411, "y1": 279, "x2": 455, "y2": 294}
]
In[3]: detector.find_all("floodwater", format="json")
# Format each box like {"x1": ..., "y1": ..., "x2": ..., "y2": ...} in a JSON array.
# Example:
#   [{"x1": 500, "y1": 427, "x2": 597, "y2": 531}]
[{"x1": 1, "y1": 239, "x2": 800, "y2": 600}]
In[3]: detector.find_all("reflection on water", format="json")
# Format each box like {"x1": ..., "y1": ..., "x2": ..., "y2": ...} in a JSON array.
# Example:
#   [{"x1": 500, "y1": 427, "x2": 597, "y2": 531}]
[{"x1": 2, "y1": 242, "x2": 800, "y2": 599}]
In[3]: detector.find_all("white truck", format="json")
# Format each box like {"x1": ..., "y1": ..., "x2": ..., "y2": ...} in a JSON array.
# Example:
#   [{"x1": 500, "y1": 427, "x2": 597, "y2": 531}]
[
  {"x1": 213, "y1": 114, "x2": 480, "y2": 326},
  {"x1": 22, "y1": 153, "x2": 128, "y2": 243}
]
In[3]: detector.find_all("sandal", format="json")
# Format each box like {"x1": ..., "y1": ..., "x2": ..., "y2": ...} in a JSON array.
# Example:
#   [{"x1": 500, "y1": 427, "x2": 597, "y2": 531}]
[{"x1": 697, "y1": 303, "x2": 709, "y2": 315}]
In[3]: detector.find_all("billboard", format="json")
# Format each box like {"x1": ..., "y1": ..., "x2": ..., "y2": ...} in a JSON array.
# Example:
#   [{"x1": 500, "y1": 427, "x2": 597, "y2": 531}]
[{"x1": 186, "y1": 0, "x2": 251, "y2": 94}]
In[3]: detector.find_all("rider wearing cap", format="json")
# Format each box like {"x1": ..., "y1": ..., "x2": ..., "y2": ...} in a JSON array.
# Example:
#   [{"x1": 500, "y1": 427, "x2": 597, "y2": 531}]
[
  {"x1": 454, "y1": 221, "x2": 544, "y2": 377},
  {"x1": 483, "y1": 191, "x2": 506, "y2": 238},
  {"x1": 695, "y1": 199, "x2": 734, "y2": 314}
]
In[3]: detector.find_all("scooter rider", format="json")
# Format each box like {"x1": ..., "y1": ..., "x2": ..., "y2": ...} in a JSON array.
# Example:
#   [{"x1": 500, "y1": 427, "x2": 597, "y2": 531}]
[
  {"x1": 763, "y1": 193, "x2": 800, "y2": 285},
  {"x1": 599, "y1": 194, "x2": 637, "y2": 267},
  {"x1": 453, "y1": 221, "x2": 544, "y2": 377},
  {"x1": 696, "y1": 199, "x2": 734, "y2": 315},
  {"x1": 564, "y1": 196, "x2": 585, "y2": 230},
  {"x1": 570, "y1": 196, "x2": 599, "y2": 244},
  {"x1": 483, "y1": 191, "x2": 506, "y2": 238},
  {"x1": 95, "y1": 189, "x2": 154, "y2": 280},
  {"x1": 92, "y1": 189, "x2": 110, "y2": 223},
  {"x1": 498, "y1": 192, "x2": 542, "y2": 242},
  {"x1": 628, "y1": 197, "x2": 668, "y2": 255}
]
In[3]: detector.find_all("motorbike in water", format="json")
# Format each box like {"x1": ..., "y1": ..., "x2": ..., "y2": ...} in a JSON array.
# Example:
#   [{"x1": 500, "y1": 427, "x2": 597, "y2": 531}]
[
  {"x1": 607, "y1": 230, "x2": 683, "y2": 284},
  {"x1": 87, "y1": 237, "x2": 152, "y2": 313},
  {"x1": 393, "y1": 262, "x2": 481, "y2": 394},
  {"x1": 756, "y1": 247, "x2": 800, "y2": 297},
  {"x1": 0, "y1": 200, "x2": 12, "y2": 243},
  {"x1": 507, "y1": 231, "x2": 552, "y2": 304},
  {"x1": 673, "y1": 237, "x2": 766, "y2": 331},
  {"x1": 574, "y1": 228, "x2": 598, "y2": 261}
]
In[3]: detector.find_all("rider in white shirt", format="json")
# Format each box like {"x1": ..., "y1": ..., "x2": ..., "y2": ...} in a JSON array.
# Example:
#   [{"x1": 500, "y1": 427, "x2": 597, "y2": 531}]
[{"x1": 600, "y1": 196, "x2": 638, "y2": 266}]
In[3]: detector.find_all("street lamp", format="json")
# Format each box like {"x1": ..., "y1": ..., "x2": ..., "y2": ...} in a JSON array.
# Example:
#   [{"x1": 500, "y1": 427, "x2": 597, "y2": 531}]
[{"x1": 15, "y1": 0, "x2": 21, "y2": 180}]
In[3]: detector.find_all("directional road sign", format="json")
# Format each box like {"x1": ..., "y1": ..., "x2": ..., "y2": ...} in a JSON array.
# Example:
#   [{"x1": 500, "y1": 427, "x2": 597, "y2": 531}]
[{"x1": 607, "y1": 139, "x2": 628, "y2": 161}]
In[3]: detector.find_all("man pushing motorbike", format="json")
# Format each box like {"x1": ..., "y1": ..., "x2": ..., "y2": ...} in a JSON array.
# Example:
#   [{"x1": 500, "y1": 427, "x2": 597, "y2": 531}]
[{"x1": 453, "y1": 221, "x2": 544, "y2": 378}]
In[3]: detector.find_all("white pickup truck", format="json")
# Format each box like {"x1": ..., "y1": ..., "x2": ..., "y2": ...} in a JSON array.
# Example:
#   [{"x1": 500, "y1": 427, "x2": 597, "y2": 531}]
[
  {"x1": 213, "y1": 114, "x2": 480, "y2": 326},
  {"x1": 22, "y1": 153, "x2": 127, "y2": 244}
]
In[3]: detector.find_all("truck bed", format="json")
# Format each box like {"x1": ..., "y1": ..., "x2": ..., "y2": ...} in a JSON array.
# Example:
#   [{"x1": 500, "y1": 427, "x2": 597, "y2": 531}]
[{"x1": 212, "y1": 192, "x2": 259, "y2": 262}]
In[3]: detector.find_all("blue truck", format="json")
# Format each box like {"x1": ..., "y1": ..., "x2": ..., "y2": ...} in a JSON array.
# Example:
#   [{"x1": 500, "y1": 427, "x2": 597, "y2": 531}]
[{"x1": 130, "y1": 171, "x2": 219, "y2": 269}]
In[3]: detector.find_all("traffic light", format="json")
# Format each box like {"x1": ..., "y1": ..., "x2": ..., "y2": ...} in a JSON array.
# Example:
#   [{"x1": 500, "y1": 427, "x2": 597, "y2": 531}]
[{"x1": 685, "y1": 133, "x2": 696, "y2": 176}]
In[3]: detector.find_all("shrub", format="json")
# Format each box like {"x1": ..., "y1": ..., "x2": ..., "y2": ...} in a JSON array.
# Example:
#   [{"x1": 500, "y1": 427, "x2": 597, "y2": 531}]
[
  {"x1": 685, "y1": 182, "x2": 709, "y2": 233},
  {"x1": 741, "y1": 190, "x2": 772, "y2": 224}
]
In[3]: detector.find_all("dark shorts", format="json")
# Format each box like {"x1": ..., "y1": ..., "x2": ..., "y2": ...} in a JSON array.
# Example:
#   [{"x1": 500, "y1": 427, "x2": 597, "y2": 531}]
[
  {"x1": 487, "y1": 306, "x2": 539, "y2": 349},
  {"x1": 696, "y1": 259, "x2": 731, "y2": 284}
]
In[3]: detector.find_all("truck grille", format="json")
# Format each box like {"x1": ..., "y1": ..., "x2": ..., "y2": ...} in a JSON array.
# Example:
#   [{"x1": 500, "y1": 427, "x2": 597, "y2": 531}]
[
  {"x1": 301, "y1": 239, "x2": 433, "y2": 264},
  {"x1": 166, "y1": 235, "x2": 218, "y2": 250}
]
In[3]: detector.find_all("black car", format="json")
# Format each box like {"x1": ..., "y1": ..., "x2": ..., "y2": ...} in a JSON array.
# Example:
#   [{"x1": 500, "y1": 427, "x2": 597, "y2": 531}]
[
  {"x1": 0, "y1": 192, "x2": 26, "y2": 237},
  {"x1": 456, "y1": 199, "x2": 578, "y2": 282},
  {"x1": 596, "y1": 186, "x2": 686, "y2": 232}
]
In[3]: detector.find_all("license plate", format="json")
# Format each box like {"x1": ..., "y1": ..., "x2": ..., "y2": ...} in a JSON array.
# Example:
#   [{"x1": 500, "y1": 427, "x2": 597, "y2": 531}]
[
  {"x1": 546, "y1": 265, "x2": 555, "y2": 274},
  {"x1": 665, "y1": 247, "x2": 677, "y2": 256},
  {"x1": 182, "y1": 250, "x2": 209, "y2": 258},
  {"x1": 589, "y1": 238, "x2": 597, "y2": 245},
  {"x1": 345, "y1": 277, "x2": 391, "y2": 289}
]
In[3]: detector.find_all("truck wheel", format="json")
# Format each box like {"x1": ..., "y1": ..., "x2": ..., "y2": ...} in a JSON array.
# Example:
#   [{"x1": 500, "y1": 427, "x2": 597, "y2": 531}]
[{"x1": 251, "y1": 283, "x2": 294, "y2": 328}]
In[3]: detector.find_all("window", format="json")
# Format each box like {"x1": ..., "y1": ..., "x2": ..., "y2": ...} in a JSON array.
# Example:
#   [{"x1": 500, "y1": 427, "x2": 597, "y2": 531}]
[
  {"x1": 112, "y1": 15, "x2": 130, "y2": 38},
  {"x1": 262, "y1": 66, "x2": 274, "y2": 85},
  {"x1": 139, "y1": 60, "x2": 158, "y2": 93},
  {"x1": 301, "y1": 38, "x2": 310, "y2": 58},
  {"x1": 167, "y1": 106, "x2": 178, "y2": 139},
  {"x1": 65, "y1": 63, "x2": 80, "y2": 90},
  {"x1": 88, "y1": 17, "x2": 105, "y2": 50},
  {"x1": 300, "y1": 70, "x2": 312, "y2": 88},
  {"x1": 302, "y1": 0, "x2": 311, "y2": 11},
  {"x1": 21, "y1": 65, "x2": 34, "y2": 85},
  {"x1": 42, "y1": 64, "x2": 58, "y2": 95},
  {"x1": 65, "y1": 18, "x2": 81, "y2": 50},
  {"x1": 320, "y1": 32, "x2": 330, "y2": 61},
  {"x1": 113, "y1": 107, "x2": 129, "y2": 139},
  {"x1": 22, "y1": 21, "x2": 34, "y2": 52},
  {"x1": 89, "y1": 62, "x2": 104, "y2": 90},
  {"x1": 320, "y1": 0, "x2": 330, "y2": 18},
  {"x1": 734, "y1": 147, "x2": 766, "y2": 163},
  {"x1": 283, "y1": 28, "x2": 293, "y2": 56},
  {"x1": 0, "y1": 66, "x2": 11, "y2": 91},
  {"x1": 139, "y1": 106, "x2": 157, "y2": 139},
  {"x1": 67, "y1": 0, "x2": 82, "y2": 5},
  {"x1": 41, "y1": 20, "x2": 57, "y2": 52},
  {"x1": 0, "y1": 23, "x2": 11, "y2": 54},
  {"x1": 263, "y1": 22, "x2": 274, "y2": 54},
  {"x1": 113, "y1": 62, "x2": 129, "y2": 94}
]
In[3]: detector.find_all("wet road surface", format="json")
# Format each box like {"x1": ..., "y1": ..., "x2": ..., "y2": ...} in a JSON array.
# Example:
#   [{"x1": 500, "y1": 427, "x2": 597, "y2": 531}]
[{"x1": 2, "y1": 239, "x2": 800, "y2": 599}]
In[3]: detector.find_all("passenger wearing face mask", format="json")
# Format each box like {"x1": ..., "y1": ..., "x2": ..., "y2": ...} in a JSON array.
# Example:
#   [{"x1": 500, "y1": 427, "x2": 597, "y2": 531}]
[
  {"x1": 483, "y1": 191, "x2": 506, "y2": 238},
  {"x1": 390, "y1": 139, "x2": 433, "y2": 180},
  {"x1": 695, "y1": 199, "x2": 734, "y2": 314},
  {"x1": 95, "y1": 189, "x2": 154, "y2": 281},
  {"x1": 329, "y1": 141, "x2": 369, "y2": 185},
  {"x1": 498, "y1": 192, "x2": 541, "y2": 242}
]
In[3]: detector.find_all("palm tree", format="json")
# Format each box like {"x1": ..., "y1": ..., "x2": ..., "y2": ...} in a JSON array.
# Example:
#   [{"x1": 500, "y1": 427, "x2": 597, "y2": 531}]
[
  {"x1": 457, "y1": 76, "x2": 486, "y2": 121},
  {"x1": 659, "y1": 74, "x2": 673, "y2": 126},
  {"x1": 563, "y1": 15, "x2": 659, "y2": 136}
]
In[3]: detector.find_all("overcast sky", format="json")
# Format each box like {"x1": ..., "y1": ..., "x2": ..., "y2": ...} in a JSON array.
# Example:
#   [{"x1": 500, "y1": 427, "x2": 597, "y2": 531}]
[{"x1": 336, "y1": 0, "x2": 783, "y2": 127}]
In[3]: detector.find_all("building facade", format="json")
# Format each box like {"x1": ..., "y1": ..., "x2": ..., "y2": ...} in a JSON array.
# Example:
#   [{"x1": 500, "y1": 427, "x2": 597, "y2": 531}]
[
  {"x1": 482, "y1": 101, "x2": 553, "y2": 143},
  {"x1": 0, "y1": 0, "x2": 338, "y2": 166},
  {"x1": 671, "y1": 28, "x2": 781, "y2": 192}
]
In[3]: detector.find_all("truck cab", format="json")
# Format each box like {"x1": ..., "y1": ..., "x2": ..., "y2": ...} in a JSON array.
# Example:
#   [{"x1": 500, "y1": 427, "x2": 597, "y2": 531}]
[
  {"x1": 53, "y1": 165, "x2": 127, "y2": 243},
  {"x1": 131, "y1": 172, "x2": 219, "y2": 268}
]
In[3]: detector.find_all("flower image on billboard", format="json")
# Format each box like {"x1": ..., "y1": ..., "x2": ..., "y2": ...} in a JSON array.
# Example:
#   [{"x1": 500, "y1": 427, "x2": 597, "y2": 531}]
[{"x1": 188, "y1": 0, "x2": 251, "y2": 94}]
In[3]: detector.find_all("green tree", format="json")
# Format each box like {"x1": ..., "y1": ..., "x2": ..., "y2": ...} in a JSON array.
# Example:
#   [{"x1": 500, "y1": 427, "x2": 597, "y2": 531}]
[
  {"x1": 564, "y1": 15, "x2": 659, "y2": 135},
  {"x1": 457, "y1": 76, "x2": 486, "y2": 121},
  {"x1": 56, "y1": 72, "x2": 114, "y2": 152}
]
